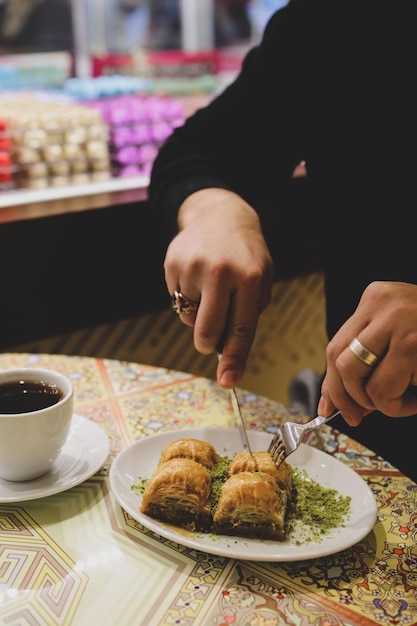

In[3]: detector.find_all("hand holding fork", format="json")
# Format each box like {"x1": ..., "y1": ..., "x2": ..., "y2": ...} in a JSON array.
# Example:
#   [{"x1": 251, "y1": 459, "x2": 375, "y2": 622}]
[{"x1": 268, "y1": 411, "x2": 340, "y2": 468}]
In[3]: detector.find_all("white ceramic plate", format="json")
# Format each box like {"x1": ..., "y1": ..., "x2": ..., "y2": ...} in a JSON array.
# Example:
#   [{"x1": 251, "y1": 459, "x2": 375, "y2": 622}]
[
  {"x1": 0, "y1": 414, "x2": 109, "y2": 502},
  {"x1": 109, "y1": 428, "x2": 377, "y2": 561}
]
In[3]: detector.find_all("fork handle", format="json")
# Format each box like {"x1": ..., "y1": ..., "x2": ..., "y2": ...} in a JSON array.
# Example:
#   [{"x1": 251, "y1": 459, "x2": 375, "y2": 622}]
[{"x1": 303, "y1": 410, "x2": 341, "y2": 433}]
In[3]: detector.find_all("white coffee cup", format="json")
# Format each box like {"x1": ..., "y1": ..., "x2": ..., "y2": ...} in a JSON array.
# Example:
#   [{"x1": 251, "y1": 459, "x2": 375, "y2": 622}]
[{"x1": 0, "y1": 368, "x2": 74, "y2": 481}]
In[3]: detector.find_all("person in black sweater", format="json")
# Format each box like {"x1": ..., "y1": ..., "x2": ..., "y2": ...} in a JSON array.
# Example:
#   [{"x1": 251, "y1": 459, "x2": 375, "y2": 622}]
[{"x1": 148, "y1": 0, "x2": 417, "y2": 481}]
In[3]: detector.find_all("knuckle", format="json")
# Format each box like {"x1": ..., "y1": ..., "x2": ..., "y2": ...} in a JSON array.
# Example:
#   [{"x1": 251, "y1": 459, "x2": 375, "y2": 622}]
[
  {"x1": 325, "y1": 338, "x2": 339, "y2": 363},
  {"x1": 230, "y1": 324, "x2": 255, "y2": 343}
]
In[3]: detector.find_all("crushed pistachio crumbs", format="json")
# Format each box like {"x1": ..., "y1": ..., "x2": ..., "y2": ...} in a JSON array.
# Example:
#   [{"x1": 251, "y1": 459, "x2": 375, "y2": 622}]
[
  {"x1": 287, "y1": 468, "x2": 352, "y2": 544},
  {"x1": 132, "y1": 477, "x2": 148, "y2": 494},
  {"x1": 208, "y1": 456, "x2": 232, "y2": 512},
  {"x1": 132, "y1": 457, "x2": 351, "y2": 544}
]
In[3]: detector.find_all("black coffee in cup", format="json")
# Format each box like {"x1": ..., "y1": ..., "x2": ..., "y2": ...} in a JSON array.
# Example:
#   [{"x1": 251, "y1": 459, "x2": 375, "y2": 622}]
[{"x1": 0, "y1": 380, "x2": 64, "y2": 414}]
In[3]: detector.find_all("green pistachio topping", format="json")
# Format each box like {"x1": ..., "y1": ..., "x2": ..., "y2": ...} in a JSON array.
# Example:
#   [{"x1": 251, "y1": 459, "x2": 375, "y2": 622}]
[
  {"x1": 208, "y1": 456, "x2": 233, "y2": 512},
  {"x1": 286, "y1": 468, "x2": 352, "y2": 544}
]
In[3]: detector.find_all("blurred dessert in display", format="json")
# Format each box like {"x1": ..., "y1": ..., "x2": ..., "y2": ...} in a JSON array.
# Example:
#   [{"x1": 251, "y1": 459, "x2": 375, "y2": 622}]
[
  {"x1": 0, "y1": 118, "x2": 15, "y2": 191},
  {"x1": 0, "y1": 93, "x2": 111, "y2": 190},
  {"x1": 83, "y1": 93, "x2": 184, "y2": 178}
]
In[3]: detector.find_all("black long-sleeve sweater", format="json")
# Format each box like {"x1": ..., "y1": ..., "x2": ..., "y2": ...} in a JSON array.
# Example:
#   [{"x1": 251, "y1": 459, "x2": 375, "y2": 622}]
[
  {"x1": 148, "y1": 0, "x2": 417, "y2": 479},
  {"x1": 149, "y1": 0, "x2": 416, "y2": 337}
]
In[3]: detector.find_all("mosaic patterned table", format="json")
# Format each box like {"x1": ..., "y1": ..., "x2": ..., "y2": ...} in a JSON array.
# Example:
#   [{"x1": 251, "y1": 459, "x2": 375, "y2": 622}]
[{"x1": 0, "y1": 353, "x2": 416, "y2": 626}]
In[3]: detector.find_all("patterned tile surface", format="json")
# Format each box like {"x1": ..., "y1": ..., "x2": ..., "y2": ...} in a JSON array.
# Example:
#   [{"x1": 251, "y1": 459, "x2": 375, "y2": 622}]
[{"x1": 0, "y1": 353, "x2": 416, "y2": 626}]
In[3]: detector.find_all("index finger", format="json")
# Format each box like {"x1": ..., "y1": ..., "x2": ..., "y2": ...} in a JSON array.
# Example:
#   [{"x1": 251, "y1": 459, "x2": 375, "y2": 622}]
[{"x1": 214, "y1": 287, "x2": 263, "y2": 388}]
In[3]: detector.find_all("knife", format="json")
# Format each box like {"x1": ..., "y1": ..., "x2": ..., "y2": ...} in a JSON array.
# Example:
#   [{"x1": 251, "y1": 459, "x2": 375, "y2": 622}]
[{"x1": 217, "y1": 353, "x2": 254, "y2": 457}]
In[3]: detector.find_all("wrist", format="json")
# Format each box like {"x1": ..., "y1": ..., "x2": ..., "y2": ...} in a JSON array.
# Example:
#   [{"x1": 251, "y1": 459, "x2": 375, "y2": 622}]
[{"x1": 178, "y1": 188, "x2": 260, "y2": 231}]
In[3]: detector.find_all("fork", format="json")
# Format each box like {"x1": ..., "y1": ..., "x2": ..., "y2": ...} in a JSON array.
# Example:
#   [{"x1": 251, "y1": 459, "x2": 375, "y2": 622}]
[{"x1": 268, "y1": 410, "x2": 341, "y2": 468}]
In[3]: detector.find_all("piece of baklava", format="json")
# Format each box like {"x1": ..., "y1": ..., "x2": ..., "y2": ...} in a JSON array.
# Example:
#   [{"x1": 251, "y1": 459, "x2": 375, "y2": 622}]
[
  {"x1": 140, "y1": 457, "x2": 212, "y2": 531},
  {"x1": 230, "y1": 451, "x2": 292, "y2": 497},
  {"x1": 212, "y1": 471, "x2": 288, "y2": 541},
  {"x1": 158, "y1": 438, "x2": 219, "y2": 469}
]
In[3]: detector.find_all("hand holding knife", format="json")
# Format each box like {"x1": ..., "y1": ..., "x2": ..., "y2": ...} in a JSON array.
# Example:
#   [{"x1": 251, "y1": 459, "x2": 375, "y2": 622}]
[{"x1": 171, "y1": 292, "x2": 255, "y2": 458}]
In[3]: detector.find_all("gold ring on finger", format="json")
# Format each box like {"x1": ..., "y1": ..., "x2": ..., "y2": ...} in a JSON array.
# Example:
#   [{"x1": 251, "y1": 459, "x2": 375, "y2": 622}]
[
  {"x1": 349, "y1": 337, "x2": 380, "y2": 367},
  {"x1": 170, "y1": 290, "x2": 200, "y2": 315}
]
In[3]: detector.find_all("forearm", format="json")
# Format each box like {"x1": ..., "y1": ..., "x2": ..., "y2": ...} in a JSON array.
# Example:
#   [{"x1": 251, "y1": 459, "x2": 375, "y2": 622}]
[{"x1": 148, "y1": 3, "x2": 303, "y2": 238}]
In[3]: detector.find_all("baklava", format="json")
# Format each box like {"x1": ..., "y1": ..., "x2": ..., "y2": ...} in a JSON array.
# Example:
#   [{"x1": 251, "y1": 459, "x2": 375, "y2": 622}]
[
  {"x1": 212, "y1": 470, "x2": 288, "y2": 540},
  {"x1": 140, "y1": 437, "x2": 293, "y2": 540},
  {"x1": 140, "y1": 456, "x2": 212, "y2": 531},
  {"x1": 158, "y1": 438, "x2": 219, "y2": 469},
  {"x1": 229, "y1": 450, "x2": 292, "y2": 497}
]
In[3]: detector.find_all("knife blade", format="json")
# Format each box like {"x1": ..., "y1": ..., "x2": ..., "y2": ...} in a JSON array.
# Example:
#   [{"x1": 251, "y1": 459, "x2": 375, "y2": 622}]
[
  {"x1": 217, "y1": 353, "x2": 254, "y2": 456},
  {"x1": 229, "y1": 386, "x2": 254, "y2": 457}
]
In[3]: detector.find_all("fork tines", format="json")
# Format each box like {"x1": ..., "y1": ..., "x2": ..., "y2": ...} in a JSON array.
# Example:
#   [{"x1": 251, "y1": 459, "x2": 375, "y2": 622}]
[{"x1": 268, "y1": 433, "x2": 286, "y2": 468}]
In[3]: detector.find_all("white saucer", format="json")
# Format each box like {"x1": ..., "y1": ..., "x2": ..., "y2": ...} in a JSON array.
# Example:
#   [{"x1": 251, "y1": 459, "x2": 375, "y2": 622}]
[{"x1": 0, "y1": 414, "x2": 110, "y2": 503}]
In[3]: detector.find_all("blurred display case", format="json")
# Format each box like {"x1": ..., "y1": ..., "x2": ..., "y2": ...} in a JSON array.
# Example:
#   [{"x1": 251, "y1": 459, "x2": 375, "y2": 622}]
[
  {"x1": 0, "y1": 0, "x2": 285, "y2": 217},
  {"x1": 0, "y1": 0, "x2": 294, "y2": 352},
  {"x1": 0, "y1": 1, "x2": 281, "y2": 72}
]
